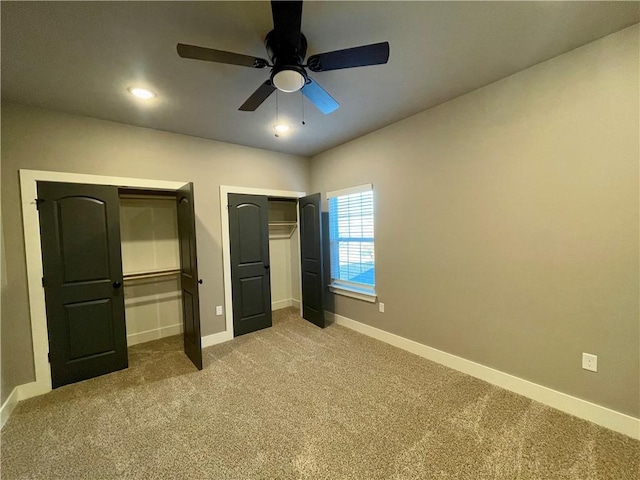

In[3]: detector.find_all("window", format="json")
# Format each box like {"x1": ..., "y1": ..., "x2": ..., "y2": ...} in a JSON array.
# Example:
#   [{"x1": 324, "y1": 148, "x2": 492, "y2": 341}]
[{"x1": 328, "y1": 184, "x2": 376, "y2": 302}]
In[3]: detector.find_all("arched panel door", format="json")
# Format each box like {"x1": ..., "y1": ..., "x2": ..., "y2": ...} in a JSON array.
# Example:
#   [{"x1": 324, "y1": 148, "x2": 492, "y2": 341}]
[
  {"x1": 177, "y1": 182, "x2": 203, "y2": 370},
  {"x1": 37, "y1": 181, "x2": 127, "y2": 388},
  {"x1": 228, "y1": 193, "x2": 272, "y2": 336},
  {"x1": 299, "y1": 193, "x2": 325, "y2": 328}
]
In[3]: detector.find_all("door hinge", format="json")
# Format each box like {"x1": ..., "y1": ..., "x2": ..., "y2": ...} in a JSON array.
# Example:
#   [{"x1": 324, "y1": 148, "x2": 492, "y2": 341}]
[
  {"x1": 42, "y1": 277, "x2": 45, "y2": 287},
  {"x1": 35, "y1": 198, "x2": 44, "y2": 210},
  {"x1": 47, "y1": 353, "x2": 51, "y2": 363}
]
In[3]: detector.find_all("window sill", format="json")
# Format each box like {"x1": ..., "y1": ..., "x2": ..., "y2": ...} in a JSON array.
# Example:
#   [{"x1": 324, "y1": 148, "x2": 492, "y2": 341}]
[{"x1": 329, "y1": 284, "x2": 377, "y2": 303}]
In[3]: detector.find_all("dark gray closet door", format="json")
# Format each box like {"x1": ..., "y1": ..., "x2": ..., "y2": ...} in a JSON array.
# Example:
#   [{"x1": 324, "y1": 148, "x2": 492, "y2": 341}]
[
  {"x1": 177, "y1": 183, "x2": 203, "y2": 370},
  {"x1": 37, "y1": 181, "x2": 127, "y2": 388},
  {"x1": 228, "y1": 193, "x2": 272, "y2": 336},
  {"x1": 299, "y1": 193, "x2": 325, "y2": 328}
]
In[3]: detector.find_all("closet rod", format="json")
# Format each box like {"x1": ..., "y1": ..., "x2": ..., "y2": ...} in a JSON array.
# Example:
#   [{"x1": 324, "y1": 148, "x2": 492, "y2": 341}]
[{"x1": 123, "y1": 269, "x2": 181, "y2": 281}]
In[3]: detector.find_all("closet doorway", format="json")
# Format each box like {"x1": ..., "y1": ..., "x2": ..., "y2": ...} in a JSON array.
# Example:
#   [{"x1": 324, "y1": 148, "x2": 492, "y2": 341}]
[
  {"x1": 37, "y1": 181, "x2": 202, "y2": 388},
  {"x1": 222, "y1": 186, "x2": 326, "y2": 337},
  {"x1": 227, "y1": 195, "x2": 302, "y2": 336}
]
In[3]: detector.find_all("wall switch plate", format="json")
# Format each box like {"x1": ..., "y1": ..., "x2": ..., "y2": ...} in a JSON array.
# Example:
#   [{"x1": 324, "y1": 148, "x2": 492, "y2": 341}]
[
  {"x1": 216, "y1": 305, "x2": 223, "y2": 316},
  {"x1": 582, "y1": 353, "x2": 598, "y2": 372},
  {"x1": 378, "y1": 302, "x2": 385, "y2": 313}
]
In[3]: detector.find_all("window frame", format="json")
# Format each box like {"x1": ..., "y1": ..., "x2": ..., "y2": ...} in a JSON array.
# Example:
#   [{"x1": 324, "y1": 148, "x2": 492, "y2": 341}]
[{"x1": 327, "y1": 184, "x2": 377, "y2": 303}]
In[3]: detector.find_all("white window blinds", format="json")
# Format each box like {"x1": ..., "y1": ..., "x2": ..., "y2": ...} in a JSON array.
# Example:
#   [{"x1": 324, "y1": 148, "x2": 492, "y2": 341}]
[{"x1": 328, "y1": 184, "x2": 375, "y2": 292}]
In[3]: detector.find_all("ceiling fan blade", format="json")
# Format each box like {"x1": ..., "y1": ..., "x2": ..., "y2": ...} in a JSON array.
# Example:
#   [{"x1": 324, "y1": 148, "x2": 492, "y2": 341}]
[
  {"x1": 307, "y1": 42, "x2": 390, "y2": 72},
  {"x1": 177, "y1": 43, "x2": 268, "y2": 68},
  {"x1": 301, "y1": 77, "x2": 339, "y2": 115},
  {"x1": 271, "y1": 1, "x2": 303, "y2": 48},
  {"x1": 239, "y1": 80, "x2": 276, "y2": 111}
]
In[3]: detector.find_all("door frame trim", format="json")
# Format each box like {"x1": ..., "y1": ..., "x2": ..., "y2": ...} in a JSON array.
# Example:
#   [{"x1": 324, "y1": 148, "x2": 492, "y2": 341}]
[
  {"x1": 19, "y1": 169, "x2": 187, "y2": 398},
  {"x1": 220, "y1": 186, "x2": 306, "y2": 338}
]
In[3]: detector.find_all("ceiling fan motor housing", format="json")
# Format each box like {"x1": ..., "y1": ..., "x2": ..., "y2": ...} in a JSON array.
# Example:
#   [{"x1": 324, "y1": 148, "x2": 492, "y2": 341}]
[
  {"x1": 265, "y1": 30, "x2": 308, "y2": 66},
  {"x1": 265, "y1": 30, "x2": 309, "y2": 92}
]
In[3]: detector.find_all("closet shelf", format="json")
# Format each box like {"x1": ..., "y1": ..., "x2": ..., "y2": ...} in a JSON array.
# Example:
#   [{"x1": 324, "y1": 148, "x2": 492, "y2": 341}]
[
  {"x1": 268, "y1": 222, "x2": 297, "y2": 239},
  {"x1": 123, "y1": 269, "x2": 181, "y2": 282}
]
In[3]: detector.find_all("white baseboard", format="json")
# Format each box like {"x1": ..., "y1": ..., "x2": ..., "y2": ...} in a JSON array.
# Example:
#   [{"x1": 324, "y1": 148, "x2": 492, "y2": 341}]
[
  {"x1": 1, "y1": 387, "x2": 20, "y2": 429},
  {"x1": 127, "y1": 324, "x2": 182, "y2": 346},
  {"x1": 203, "y1": 299, "x2": 300, "y2": 347},
  {"x1": 272, "y1": 298, "x2": 300, "y2": 310},
  {"x1": 201, "y1": 330, "x2": 233, "y2": 348},
  {"x1": 1, "y1": 381, "x2": 46, "y2": 429},
  {"x1": 272, "y1": 299, "x2": 291, "y2": 310},
  {"x1": 16, "y1": 381, "x2": 48, "y2": 400},
  {"x1": 328, "y1": 312, "x2": 640, "y2": 440}
]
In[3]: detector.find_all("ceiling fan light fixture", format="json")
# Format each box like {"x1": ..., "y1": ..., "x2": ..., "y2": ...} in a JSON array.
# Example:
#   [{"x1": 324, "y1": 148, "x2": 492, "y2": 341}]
[
  {"x1": 128, "y1": 87, "x2": 156, "y2": 99},
  {"x1": 272, "y1": 68, "x2": 305, "y2": 93}
]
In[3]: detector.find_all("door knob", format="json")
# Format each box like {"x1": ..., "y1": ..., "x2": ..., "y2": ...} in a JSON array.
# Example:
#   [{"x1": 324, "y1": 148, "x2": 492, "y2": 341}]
[
  {"x1": 198, "y1": 279, "x2": 203, "y2": 284},
  {"x1": 113, "y1": 281, "x2": 122, "y2": 289}
]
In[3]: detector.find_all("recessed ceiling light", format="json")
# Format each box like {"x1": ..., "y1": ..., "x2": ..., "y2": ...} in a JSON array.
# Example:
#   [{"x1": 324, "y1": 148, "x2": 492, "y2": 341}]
[
  {"x1": 274, "y1": 124, "x2": 290, "y2": 133},
  {"x1": 128, "y1": 87, "x2": 156, "y2": 99}
]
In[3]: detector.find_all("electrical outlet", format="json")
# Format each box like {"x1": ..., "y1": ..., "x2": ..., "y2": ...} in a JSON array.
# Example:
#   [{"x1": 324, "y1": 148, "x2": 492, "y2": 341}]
[
  {"x1": 378, "y1": 302, "x2": 385, "y2": 313},
  {"x1": 216, "y1": 305, "x2": 223, "y2": 316},
  {"x1": 582, "y1": 353, "x2": 598, "y2": 372}
]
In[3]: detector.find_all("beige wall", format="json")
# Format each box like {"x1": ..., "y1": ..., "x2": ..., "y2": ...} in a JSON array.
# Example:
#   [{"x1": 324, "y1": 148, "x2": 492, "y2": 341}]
[
  {"x1": 0, "y1": 104, "x2": 310, "y2": 402},
  {"x1": 1, "y1": 213, "x2": 9, "y2": 402},
  {"x1": 311, "y1": 26, "x2": 639, "y2": 417}
]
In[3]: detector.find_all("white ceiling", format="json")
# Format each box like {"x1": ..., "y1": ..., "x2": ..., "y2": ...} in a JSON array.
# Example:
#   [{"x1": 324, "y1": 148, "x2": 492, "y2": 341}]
[{"x1": 2, "y1": 2, "x2": 638, "y2": 157}]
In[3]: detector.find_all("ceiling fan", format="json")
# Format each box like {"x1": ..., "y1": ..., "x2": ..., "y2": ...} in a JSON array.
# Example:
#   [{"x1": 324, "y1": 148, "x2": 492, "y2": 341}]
[{"x1": 177, "y1": 0, "x2": 390, "y2": 115}]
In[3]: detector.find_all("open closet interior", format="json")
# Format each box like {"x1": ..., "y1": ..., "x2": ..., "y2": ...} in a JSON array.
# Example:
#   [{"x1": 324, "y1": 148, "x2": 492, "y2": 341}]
[
  {"x1": 36, "y1": 180, "x2": 202, "y2": 389},
  {"x1": 228, "y1": 191, "x2": 326, "y2": 338},
  {"x1": 268, "y1": 198, "x2": 301, "y2": 312},
  {"x1": 119, "y1": 192, "x2": 183, "y2": 346}
]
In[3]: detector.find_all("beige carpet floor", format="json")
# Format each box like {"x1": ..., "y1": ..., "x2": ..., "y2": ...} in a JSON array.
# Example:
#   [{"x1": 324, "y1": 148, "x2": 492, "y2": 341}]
[{"x1": 1, "y1": 308, "x2": 638, "y2": 479}]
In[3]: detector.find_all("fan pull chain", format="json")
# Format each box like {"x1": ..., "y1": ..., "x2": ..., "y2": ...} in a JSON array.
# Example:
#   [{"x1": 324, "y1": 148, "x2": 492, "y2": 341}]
[{"x1": 300, "y1": 91, "x2": 306, "y2": 126}]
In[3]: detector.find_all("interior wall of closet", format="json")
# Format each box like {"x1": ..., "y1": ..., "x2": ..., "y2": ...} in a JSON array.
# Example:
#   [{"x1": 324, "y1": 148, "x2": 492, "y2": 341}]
[
  {"x1": 268, "y1": 199, "x2": 301, "y2": 311},
  {"x1": 119, "y1": 194, "x2": 183, "y2": 345}
]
